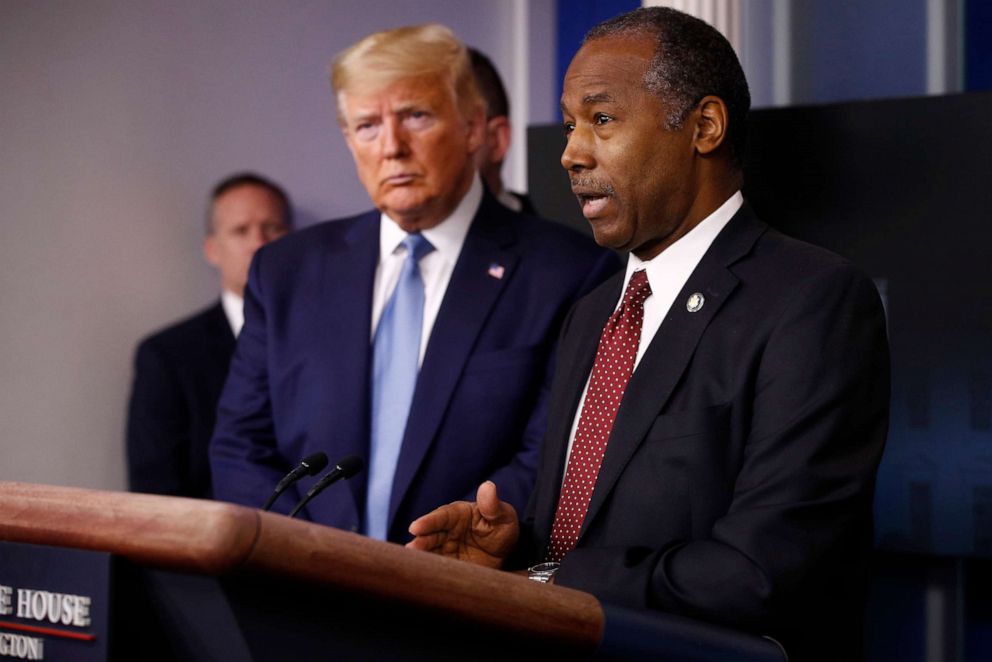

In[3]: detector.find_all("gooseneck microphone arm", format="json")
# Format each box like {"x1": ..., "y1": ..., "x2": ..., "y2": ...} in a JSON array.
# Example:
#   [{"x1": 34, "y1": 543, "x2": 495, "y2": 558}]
[
  {"x1": 262, "y1": 452, "x2": 329, "y2": 512},
  {"x1": 288, "y1": 455, "x2": 364, "y2": 519}
]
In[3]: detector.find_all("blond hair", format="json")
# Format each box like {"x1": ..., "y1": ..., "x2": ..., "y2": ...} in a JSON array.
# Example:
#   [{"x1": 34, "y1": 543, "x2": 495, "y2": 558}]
[{"x1": 331, "y1": 24, "x2": 483, "y2": 124}]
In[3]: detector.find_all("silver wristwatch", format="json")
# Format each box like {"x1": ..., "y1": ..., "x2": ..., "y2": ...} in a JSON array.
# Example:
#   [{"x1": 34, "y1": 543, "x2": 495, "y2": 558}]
[{"x1": 527, "y1": 561, "x2": 560, "y2": 583}]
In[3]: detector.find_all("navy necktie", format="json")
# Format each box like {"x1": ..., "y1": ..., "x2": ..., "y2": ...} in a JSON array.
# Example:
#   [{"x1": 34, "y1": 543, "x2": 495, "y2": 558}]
[{"x1": 366, "y1": 233, "x2": 435, "y2": 540}]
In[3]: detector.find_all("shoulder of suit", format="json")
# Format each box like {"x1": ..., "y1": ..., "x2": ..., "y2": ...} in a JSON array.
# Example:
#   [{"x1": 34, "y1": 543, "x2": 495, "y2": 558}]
[
  {"x1": 256, "y1": 210, "x2": 376, "y2": 259},
  {"x1": 749, "y1": 225, "x2": 866, "y2": 281},
  {"x1": 714, "y1": 226, "x2": 881, "y2": 332},
  {"x1": 495, "y1": 205, "x2": 612, "y2": 261},
  {"x1": 136, "y1": 302, "x2": 225, "y2": 356}
]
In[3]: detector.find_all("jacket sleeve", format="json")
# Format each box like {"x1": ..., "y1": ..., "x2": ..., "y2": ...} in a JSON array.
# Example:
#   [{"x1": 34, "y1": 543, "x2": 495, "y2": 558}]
[{"x1": 209, "y1": 252, "x2": 298, "y2": 513}]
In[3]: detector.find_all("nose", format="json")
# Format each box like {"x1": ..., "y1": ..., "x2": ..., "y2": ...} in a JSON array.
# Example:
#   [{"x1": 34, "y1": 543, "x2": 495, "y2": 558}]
[
  {"x1": 561, "y1": 126, "x2": 595, "y2": 173},
  {"x1": 381, "y1": 116, "x2": 409, "y2": 159}
]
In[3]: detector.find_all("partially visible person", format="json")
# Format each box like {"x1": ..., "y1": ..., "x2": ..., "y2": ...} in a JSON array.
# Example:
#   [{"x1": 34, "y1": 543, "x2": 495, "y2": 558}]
[
  {"x1": 469, "y1": 47, "x2": 536, "y2": 215},
  {"x1": 210, "y1": 25, "x2": 618, "y2": 542},
  {"x1": 409, "y1": 8, "x2": 889, "y2": 661},
  {"x1": 127, "y1": 172, "x2": 292, "y2": 498}
]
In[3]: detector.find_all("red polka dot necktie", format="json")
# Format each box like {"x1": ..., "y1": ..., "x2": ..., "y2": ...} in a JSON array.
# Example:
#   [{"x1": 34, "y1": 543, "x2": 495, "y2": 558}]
[{"x1": 547, "y1": 270, "x2": 652, "y2": 563}]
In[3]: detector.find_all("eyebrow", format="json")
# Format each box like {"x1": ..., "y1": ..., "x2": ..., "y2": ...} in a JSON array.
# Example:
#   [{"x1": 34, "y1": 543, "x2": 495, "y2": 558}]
[
  {"x1": 391, "y1": 103, "x2": 420, "y2": 115},
  {"x1": 348, "y1": 110, "x2": 379, "y2": 124},
  {"x1": 560, "y1": 91, "x2": 616, "y2": 113},
  {"x1": 582, "y1": 92, "x2": 615, "y2": 104},
  {"x1": 351, "y1": 101, "x2": 425, "y2": 121}
]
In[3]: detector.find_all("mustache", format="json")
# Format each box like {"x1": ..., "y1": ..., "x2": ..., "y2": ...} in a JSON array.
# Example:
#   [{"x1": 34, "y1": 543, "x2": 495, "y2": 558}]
[{"x1": 569, "y1": 176, "x2": 615, "y2": 197}]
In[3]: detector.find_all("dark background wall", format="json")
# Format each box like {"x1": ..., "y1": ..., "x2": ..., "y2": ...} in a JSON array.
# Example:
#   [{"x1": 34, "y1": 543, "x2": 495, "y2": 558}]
[{"x1": 966, "y1": 0, "x2": 992, "y2": 90}]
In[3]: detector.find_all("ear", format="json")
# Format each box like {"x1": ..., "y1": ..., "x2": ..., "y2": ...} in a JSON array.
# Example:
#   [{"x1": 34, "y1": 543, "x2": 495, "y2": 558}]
[
  {"x1": 203, "y1": 236, "x2": 220, "y2": 268},
  {"x1": 483, "y1": 116, "x2": 512, "y2": 165},
  {"x1": 693, "y1": 95, "x2": 729, "y2": 156},
  {"x1": 465, "y1": 103, "x2": 488, "y2": 155}
]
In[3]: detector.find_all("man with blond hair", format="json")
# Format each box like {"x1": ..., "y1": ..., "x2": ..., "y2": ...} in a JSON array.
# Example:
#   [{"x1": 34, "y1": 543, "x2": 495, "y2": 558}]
[{"x1": 210, "y1": 24, "x2": 618, "y2": 542}]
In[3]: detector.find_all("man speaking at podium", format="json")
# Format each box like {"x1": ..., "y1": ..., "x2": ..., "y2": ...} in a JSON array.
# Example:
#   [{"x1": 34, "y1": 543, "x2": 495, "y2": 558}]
[
  {"x1": 408, "y1": 8, "x2": 889, "y2": 661},
  {"x1": 210, "y1": 25, "x2": 618, "y2": 542}
]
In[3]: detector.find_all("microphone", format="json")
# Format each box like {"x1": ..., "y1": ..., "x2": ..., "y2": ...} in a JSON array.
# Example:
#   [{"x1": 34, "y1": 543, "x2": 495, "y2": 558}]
[
  {"x1": 262, "y1": 452, "x2": 329, "y2": 512},
  {"x1": 288, "y1": 455, "x2": 364, "y2": 519}
]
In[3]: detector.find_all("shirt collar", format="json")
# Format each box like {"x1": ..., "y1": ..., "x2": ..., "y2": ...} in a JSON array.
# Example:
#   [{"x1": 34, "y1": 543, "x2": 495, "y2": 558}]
[
  {"x1": 624, "y1": 190, "x2": 744, "y2": 290},
  {"x1": 496, "y1": 188, "x2": 523, "y2": 212},
  {"x1": 220, "y1": 289, "x2": 244, "y2": 337},
  {"x1": 379, "y1": 175, "x2": 482, "y2": 260}
]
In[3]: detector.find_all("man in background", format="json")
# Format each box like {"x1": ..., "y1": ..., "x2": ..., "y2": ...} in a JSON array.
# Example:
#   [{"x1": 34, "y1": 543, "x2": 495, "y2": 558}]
[
  {"x1": 210, "y1": 25, "x2": 618, "y2": 541},
  {"x1": 469, "y1": 48, "x2": 536, "y2": 215},
  {"x1": 127, "y1": 172, "x2": 292, "y2": 498}
]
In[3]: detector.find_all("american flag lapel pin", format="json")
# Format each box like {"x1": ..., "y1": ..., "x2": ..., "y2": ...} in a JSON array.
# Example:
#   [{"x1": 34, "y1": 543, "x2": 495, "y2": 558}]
[{"x1": 487, "y1": 263, "x2": 505, "y2": 280}]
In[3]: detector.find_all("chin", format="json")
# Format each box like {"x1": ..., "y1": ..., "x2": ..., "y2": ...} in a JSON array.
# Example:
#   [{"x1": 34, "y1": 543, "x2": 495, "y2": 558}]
[
  {"x1": 588, "y1": 221, "x2": 627, "y2": 251},
  {"x1": 394, "y1": 219, "x2": 427, "y2": 233},
  {"x1": 389, "y1": 208, "x2": 441, "y2": 233},
  {"x1": 381, "y1": 205, "x2": 423, "y2": 225}
]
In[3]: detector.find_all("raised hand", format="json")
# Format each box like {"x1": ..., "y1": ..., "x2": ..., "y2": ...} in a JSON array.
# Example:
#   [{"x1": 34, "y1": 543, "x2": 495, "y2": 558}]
[{"x1": 406, "y1": 481, "x2": 519, "y2": 569}]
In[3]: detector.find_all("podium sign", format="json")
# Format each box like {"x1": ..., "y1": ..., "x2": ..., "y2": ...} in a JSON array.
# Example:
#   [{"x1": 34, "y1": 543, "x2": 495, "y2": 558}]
[{"x1": 0, "y1": 541, "x2": 109, "y2": 661}]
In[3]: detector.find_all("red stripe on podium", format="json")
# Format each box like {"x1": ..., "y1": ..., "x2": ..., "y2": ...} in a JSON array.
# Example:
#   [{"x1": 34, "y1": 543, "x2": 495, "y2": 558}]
[{"x1": 0, "y1": 620, "x2": 96, "y2": 641}]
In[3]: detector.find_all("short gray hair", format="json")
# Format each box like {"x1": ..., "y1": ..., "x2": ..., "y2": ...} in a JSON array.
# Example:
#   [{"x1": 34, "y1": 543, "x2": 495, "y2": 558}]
[{"x1": 585, "y1": 7, "x2": 751, "y2": 165}]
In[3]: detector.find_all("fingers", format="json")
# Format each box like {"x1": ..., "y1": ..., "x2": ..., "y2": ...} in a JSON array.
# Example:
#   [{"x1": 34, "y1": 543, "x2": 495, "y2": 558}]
[
  {"x1": 405, "y1": 530, "x2": 447, "y2": 552},
  {"x1": 408, "y1": 502, "x2": 465, "y2": 536},
  {"x1": 406, "y1": 484, "x2": 518, "y2": 567},
  {"x1": 476, "y1": 481, "x2": 499, "y2": 520},
  {"x1": 476, "y1": 480, "x2": 516, "y2": 525},
  {"x1": 407, "y1": 501, "x2": 478, "y2": 558},
  {"x1": 407, "y1": 508, "x2": 444, "y2": 537}
]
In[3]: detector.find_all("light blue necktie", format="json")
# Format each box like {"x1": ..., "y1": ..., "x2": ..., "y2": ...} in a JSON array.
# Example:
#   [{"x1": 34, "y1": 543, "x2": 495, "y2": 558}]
[{"x1": 366, "y1": 233, "x2": 434, "y2": 540}]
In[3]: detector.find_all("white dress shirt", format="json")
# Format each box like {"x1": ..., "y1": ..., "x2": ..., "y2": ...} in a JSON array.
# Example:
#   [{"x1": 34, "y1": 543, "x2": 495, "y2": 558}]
[
  {"x1": 370, "y1": 176, "x2": 482, "y2": 365},
  {"x1": 220, "y1": 289, "x2": 245, "y2": 337},
  {"x1": 563, "y1": 191, "x2": 744, "y2": 464},
  {"x1": 497, "y1": 189, "x2": 523, "y2": 213}
]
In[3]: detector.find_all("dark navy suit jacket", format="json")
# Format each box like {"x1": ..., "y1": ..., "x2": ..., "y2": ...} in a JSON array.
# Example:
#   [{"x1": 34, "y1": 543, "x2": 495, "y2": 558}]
[
  {"x1": 210, "y1": 192, "x2": 619, "y2": 541},
  {"x1": 127, "y1": 301, "x2": 235, "y2": 498},
  {"x1": 518, "y1": 206, "x2": 890, "y2": 661}
]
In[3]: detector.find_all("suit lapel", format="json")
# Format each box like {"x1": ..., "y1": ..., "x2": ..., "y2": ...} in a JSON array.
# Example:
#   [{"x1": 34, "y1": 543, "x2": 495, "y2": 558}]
[
  {"x1": 311, "y1": 213, "x2": 379, "y2": 513},
  {"x1": 388, "y1": 195, "x2": 519, "y2": 522},
  {"x1": 578, "y1": 206, "x2": 768, "y2": 541},
  {"x1": 532, "y1": 273, "x2": 623, "y2": 538}
]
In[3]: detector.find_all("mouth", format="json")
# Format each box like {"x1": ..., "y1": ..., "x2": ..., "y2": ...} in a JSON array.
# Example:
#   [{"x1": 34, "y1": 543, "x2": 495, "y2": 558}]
[
  {"x1": 383, "y1": 173, "x2": 419, "y2": 186},
  {"x1": 571, "y1": 179, "x2": 615, "y2": 219}
]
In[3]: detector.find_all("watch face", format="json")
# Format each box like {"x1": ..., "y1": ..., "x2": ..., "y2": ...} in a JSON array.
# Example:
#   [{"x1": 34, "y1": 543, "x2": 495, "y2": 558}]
[
  {"x1": 527, "y1": 561, "x2": 560, "y2": 583},
  {"x1": 528, "y1": 562, "x2": 560, "y2": 573}
]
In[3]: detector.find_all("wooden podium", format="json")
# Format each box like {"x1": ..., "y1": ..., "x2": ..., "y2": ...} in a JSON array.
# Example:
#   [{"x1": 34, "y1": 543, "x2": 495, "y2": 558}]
[{"x1": 0, "y1": 482, "x2": 787, "y2": 660}]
